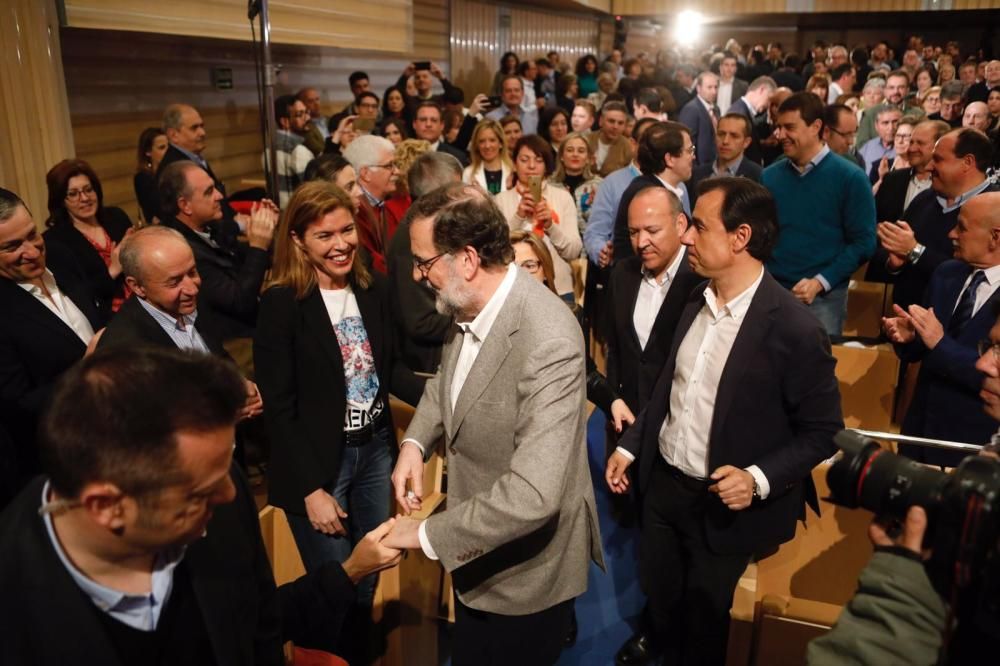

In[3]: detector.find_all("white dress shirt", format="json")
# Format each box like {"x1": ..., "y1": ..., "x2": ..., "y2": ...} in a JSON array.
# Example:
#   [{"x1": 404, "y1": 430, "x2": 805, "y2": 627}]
[
  {"x1": 18, "y1": 270, "x2": 94, "y2": 344},
  {"x1": 717, "y1": 79, "x2": 734, "y2": 116},
  {"x1": 615, "y1": 268, "x2": 770, "y2": 499},
  {"x1": 633, "y1": 248, "x2": 686, "y2": 350},
  {"x1": 903, "y1": 173, "x2": 933, "y2": 211},
  {"x1": 410, "y1": 263, "x2": 519, "y2": 560},
  {"x1": 955, "y1": 264, "x2": 1000, "y2": 317}
]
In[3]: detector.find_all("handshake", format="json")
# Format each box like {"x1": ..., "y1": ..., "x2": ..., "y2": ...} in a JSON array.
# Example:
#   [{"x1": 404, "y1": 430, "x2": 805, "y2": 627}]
[{"x1": 340, "y1": 514, "x2": 423, "y2": 583}]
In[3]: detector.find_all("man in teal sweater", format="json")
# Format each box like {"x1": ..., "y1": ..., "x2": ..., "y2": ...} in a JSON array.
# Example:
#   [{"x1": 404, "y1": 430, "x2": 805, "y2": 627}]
[{"x1": 763, "y1": 92, "x2": 876, "y2": 335}]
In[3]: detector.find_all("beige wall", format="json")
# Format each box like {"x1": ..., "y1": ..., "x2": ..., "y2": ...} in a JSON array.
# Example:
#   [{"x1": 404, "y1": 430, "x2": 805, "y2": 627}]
[
  {"x1": 63, "y1": 0, "x2": 414, "y2": 52},
  {"x1": 61, "y1": 0, "x2": 448, "y2": 219},
  {"x1": 450, "y1": 0, "x2": 608, "y2": 98}
]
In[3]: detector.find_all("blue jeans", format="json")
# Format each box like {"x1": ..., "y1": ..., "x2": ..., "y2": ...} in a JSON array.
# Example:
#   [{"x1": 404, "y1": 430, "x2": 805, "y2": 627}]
[
  {"x1": 808, "y1": 282, "x2": 848, "y2": 336},
  {"x1": 287, "y1": 423, "x2": 393, "y2": 607}
]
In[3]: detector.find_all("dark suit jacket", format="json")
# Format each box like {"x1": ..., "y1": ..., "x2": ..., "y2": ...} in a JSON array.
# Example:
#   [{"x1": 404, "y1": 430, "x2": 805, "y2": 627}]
[
  {"x1": 97, "y1": 296, "x2": 227, "y2": 357},
  {"x1": 437, "y1": 140, "x2": 470, "y2": 167},
  {"x1": 157, "y1": 145, "x2": 238, "y2": 223},
  {"x1": 617, "y1": 272, "x2": 842, "y2": 554},
  {"x1": 865, "y1": 168, "x2": 919, "y2": 283},
  {"x1": 254, "y1": 274, "x2": 424, "y2": 516},
  {"x1": 677, "y1": 97, "x2": 718, "y2": 166},
  {"x1": 386, "y1": 209, "x2": 452, "y2": 375},
  {"x1": 727, "y1": 98, "x2": 764, "y2": 165},
  {"x1": 0, "y1": 468, "x2": 359, "y2": 665},
  {"x1": 605, "y1": 254, "x2": 703, "y2": 414},
  {"x1": 161, "y1": 216, "x2": 269, "y2": 339},
  {"x1": 889, "y1": 181, "x2": 1000, "y2": 309},
  {"x1": 42, "y1": 208, "x2": 133, "y2": 324},
  {"x1": 897, "y1": 260, "x2": 1000, "y2": 466},
  {"x1": 0, "y1": 277, "x2": 102, "y2": 480},
  {"x1": 728, "y1": 79, "x2": 749, "y2": 106},
  {"x1": 611, "y1": 174, "x2": 690, "y2": 263},
  {"x1": 687, "y1": 158, "x2": 763, "y2": 207}
]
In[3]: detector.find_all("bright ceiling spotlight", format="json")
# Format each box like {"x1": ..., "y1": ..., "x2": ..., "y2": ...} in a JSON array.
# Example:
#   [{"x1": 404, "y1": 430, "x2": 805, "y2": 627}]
[{"x1": 673, "y1": 10, "x2": 704, "y2": 47}]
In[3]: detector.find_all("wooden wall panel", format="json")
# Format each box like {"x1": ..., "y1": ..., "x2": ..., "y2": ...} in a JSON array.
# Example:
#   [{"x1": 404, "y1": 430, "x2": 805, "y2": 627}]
[
  {"x1": 612, "y1": 0, "x2": 990, "y2": 12},
  {"x1": 64, "y1": 0, "x2": 413, "y2": 52},
  {"x1": 61, "y1": 0, "x2": 450, "y2": 218},
  {"x1": 450, "y1": 0, "x2": 604, "y2": 100}
]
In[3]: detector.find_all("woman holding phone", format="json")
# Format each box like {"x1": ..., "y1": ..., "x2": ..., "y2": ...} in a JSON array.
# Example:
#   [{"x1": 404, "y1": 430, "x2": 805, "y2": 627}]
[{"x1": 495, "y1": 135, "x2": 581, "y2": 303}]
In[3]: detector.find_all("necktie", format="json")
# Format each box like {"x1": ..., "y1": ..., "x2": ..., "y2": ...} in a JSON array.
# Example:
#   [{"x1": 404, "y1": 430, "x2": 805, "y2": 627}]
[{"x1": 947, "y1": 270, "x2": 987, "y2": 336}]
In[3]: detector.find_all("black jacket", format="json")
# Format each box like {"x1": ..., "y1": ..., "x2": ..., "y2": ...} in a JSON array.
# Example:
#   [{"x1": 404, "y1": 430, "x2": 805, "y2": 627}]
[
  {"x1": 0, "y1": 469, "x2": 358, "y2": 665},
  {"x1": 97, "y1": 296, "x2": 227, "y2": 357},
  {"x1": 161, "y1": 216, "x2": 270, "y2": 340},
  {"x1": 618, "y1": 272, "x2": 842, "y2": 554},
  {"x1": 687, "y1": 158, "x2": 763, "y2": 207},
  {"x1": 386, "y1": 210, "x2": 452, "y2": 375},
  {"x1": 0, "y1": 277, "x2": 102, "y2": 481},
  {"x1": 605, "y1": 254, "x2": 704, "y2": 415},
  {"x1": 43, "y1": 207, "x2": 133, "y2": 324},
  {"x1": 866, "y1": 167, "x2": 920, "y2": 283},
  {"x1": 254, "y1": 275, "x2": 424, "y2": 515}
]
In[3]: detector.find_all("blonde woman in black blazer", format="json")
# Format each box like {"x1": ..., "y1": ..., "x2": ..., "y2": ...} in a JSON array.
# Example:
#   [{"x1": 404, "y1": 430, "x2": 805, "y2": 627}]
[{"x1": 254, "y1": 182, "x2": 423, "y2": 634}]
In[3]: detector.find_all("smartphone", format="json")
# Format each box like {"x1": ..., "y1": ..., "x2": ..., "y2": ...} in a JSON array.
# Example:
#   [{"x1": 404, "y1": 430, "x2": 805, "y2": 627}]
[
  {"x1": 414, "y1": 61, "x2": 431, "y2": 71},
  {"x1": 528, "y1": 175, "x2": 543, "y2": 203},
  {"x1": 487, "y1": 95, "x2": 502, "y2": 109},
  {"x1": 353, "y1": 117, "x2": 375, "y2": 133}
]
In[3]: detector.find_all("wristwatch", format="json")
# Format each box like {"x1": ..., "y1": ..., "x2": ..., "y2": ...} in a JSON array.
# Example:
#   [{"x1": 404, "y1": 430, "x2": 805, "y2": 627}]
[
  {"x1": 906, "y1": 243, "x2": 926, "y2": 265},
  {"x1": 751, "y1": 479, "x2": 761, "y2": 502}
]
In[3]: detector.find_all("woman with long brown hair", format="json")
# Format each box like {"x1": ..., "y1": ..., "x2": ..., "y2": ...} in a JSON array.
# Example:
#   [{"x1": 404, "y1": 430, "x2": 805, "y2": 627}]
[
  {"x1": 254, "y1": 181, "x2": 421, "y2": 661},
  {"x1": 133, "y1": 127, "x2": 168, "y2": 224},
  {"x1": 43, "y1": 159, "x2": 134, "y2": 321}
]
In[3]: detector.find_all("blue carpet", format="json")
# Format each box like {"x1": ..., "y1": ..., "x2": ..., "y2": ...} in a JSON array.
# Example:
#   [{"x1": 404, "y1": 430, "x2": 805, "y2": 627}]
[{"x1": 557, "y1": 410, "x2": 646, "y2": 665}]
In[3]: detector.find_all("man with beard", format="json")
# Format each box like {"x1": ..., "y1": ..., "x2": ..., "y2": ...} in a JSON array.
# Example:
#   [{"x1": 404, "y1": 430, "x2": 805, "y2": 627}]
[{"x1": 386, "y1": 183, "x2": 604, "y2": 665}]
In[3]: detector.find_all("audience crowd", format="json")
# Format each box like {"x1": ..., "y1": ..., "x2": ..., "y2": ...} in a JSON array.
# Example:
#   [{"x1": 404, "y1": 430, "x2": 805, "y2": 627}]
[{"x1": 2, "y1": 30, "x2": 1000, "y2": 666}]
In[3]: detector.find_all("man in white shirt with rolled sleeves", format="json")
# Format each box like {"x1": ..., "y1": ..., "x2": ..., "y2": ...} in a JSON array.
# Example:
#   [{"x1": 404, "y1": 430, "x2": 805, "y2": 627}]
[{"x1": 383, "y1": 182, "x2": 603, "y2": 666}]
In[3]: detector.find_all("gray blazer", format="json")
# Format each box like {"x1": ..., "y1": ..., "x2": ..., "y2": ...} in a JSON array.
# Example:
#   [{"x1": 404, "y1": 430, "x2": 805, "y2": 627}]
[{"x1": 405, "y1": 269, "x2": 604, "y2": 615}]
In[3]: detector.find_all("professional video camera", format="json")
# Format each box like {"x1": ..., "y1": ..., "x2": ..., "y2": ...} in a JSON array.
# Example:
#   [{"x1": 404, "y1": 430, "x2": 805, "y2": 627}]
[{"x1": 827, "y1": 430, "x2": 1000, "y2": 653}]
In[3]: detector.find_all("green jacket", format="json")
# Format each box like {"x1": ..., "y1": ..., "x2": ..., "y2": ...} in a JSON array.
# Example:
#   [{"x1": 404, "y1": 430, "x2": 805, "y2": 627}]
[{"x1": 807, "y1": 551, "x2": 946, "y2": 666}]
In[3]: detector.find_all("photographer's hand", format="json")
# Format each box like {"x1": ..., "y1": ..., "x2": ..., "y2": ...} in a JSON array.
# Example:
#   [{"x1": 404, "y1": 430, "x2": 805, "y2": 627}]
[{"x1": 870, "y1": 505, "x2": 929, "y2": 559}]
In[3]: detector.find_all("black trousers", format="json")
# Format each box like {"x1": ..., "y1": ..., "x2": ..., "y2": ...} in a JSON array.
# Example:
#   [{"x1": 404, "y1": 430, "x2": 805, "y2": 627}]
[
  {"x1": 640, "y1": 456, "x2": 751, "y2": 666},
  {"x1": 451, "y1": 596, "x2": 573, "y2": 666}
]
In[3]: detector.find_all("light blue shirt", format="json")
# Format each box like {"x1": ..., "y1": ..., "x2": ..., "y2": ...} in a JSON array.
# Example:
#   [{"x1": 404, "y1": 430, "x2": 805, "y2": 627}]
[
  {"x1": 485, "y1": 105, "x2": 538, "y2": 136},
  {"x1": 937, "y1": 177, "x2": 994, "y2": 214},
  {"x1": 583, "y1": 163, "x2": 640, "y2": 263},
  {"x1": 786, "y1": 144, "x2": 831, "y2": 178},
  {"x1": 857, "y1": 137, "x2": 895, "y2": 177},
  {"x1": 136, "y1": 297, "x2": 211, "y2": 353},
  {"x1": 41, "y1": 482, "x2": 185, "y2": 631}
]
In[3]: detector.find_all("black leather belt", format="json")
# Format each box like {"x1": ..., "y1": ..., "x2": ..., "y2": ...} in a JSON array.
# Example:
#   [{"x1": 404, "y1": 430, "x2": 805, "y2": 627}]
[
  {"x1": 660, "y1": 457, "x2": 712, "y2": 490},
  {"x1": 342, "y1": 410, "x2": 388, "y2": 447}
]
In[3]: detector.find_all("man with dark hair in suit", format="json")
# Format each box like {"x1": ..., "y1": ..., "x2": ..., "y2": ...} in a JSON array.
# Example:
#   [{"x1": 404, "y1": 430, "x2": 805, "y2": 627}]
[
  {"x1": 884, "y1": 192, "x2": 1000, "y2": 467},
  {"x1": 0, "y1": 346, "x2": 403, "y2": 664},
  {"x1": 386, "y1": 183, "x2": 604, "y2": 665},
  {"x1": 0, "y1": 188, "x2": 101, "y2": 491},
  {"x1": 687, "y1": 113, "x2": 763, "y2": 207},
  {"x1": 607, "y1": 177, "x2": 842, "y2": 665},
  {"x1": 821, "y1": 103, "x2": 863, "y2": 168},
  {"x1": 612, "y1": 121, "x2": 694, "y2": 263},
  {"x1": 727, "y1": 76, "x2": 776, "y2": 165},
  {"x1": 159, "y1": 161, "x2": 278, "y2": 340},
  {"x1": 716, "y1": 53, "x2": 747, "y2": 115},
  {"x1": 678, "y1": 71, "x2": 721, "y2": 166}
]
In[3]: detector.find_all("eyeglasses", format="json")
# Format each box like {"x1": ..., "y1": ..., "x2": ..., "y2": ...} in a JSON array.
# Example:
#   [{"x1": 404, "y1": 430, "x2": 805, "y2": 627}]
[
  {"x1": 518, "y1": 260, "x2": 541, "y2": 273},
  {"x1": 413, "y1": 252, "x2": 446, "y2": 278},
  {"x1": 369, "y1": 162, "x2": 398, "y2": 171},
  {"x1": 828, "y1": 127, "x2": 858, "y2": 140},
  {"x1": 683, "y1": 145, "x2": 696, "y2": 155},
  {"x1": 978, "y1": 339, "x2": 1000, "y2": 360},
  {"x1": 65, "y1": 185, "x2": 95, "y2": 201}
]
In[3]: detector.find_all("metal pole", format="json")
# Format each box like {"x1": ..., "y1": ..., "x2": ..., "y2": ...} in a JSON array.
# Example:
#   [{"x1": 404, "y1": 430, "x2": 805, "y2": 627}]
[
  {"x1": 258, "y1": 0, "x2": 280, "y2": 201},
  {"x1": 847, "y1": 428, "x2": 984, "y2": 453}
]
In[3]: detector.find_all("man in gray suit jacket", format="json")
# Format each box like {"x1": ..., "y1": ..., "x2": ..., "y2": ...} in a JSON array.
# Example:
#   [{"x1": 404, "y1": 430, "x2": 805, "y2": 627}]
[{"x1": 385, "y1": 183, "x2": 604, "y2": 665}]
